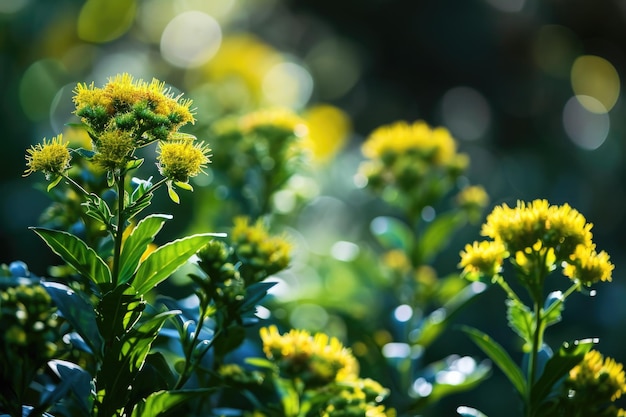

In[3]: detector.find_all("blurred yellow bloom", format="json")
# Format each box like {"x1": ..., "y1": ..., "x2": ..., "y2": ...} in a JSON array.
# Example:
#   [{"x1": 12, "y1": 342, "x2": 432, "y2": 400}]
[
  {"x1": 231, "y1": 217, "x2": 291, "y2": 278},
  {"x1": 157, "y1": 140, "x2": 211, "y2": 182},
  {"x1": 24, "y1": 134, "x2": 71, "y2": 179},
  {"x1": 260, "y1": 325, "x2": 359, "y2": 386},
  {"x1": 302, "y1": 104, "x2": 351, "y2": 163},
  {"x1": 568, "y1": 350, "x2": 626, "y2": 402},
  {"x1": 563, "y1": 244, "x2": 614, "y2": 285},
  {"x1": 456, "y1": 185, "x2": 489, "y2": 210},
  {"x1": 459, "y1": 240, "x2": 508, "y2": 278},
  {"x1": 241, "y1": 107, "x2": 308, "y2": 138},
  {"x1": 362, "y1": 120, "x2": 462, "y2": 166},
  {"x1": 203, "y1": 34, "x2": 282, "y2": 105}
]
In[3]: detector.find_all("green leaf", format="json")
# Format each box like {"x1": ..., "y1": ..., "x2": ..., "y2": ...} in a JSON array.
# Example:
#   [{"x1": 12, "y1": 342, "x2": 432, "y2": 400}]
[
  {"x1": 47, "y1": 175, "x2": 63, "y2": 192},
  {"x1": 530, "y1": 339, "x2": 595, "y2": 408},
  {"x1": 370, "y1": 216, "x2": 414, "y2": 252},
  {"x1": 412, "y1": 282, "x2": 488, "y2": 348},
  {"x1": 133, "y1": 233, "x2": 218, "y2": 295},
  {"x1": 174, "y1": 181, "x2": 193, "y2": 191},
  {"x1": 461, "y1": 326, "x2": 526, "y2": 397},
  {"x1": 72, "y1": 147, "x2": 96, "y2": 159},
  {"x1": 543, "y1": 291, "x2": 564, "y2": 328},
  {"x1": 457, "y1": 406, "x2": 488, "y2": 417},
  {"x1": 97, "y1": 284, "x2": 145, "y2": 340},
  {"x1": 118, "y1": 214, "x2": 172, "y2": 285},
  {"x1": 130, "y1": 388, "x2": 214, "y2": 417},
  {"x1": 409, "y1": 355, "x2": 491, "y2": 410},
  {"x1": 42, "y1": 281, "x2": 104, "y2": 359},
  {"x1": 31, "y1": 227, "x2": 111, "y2": 285},
  {"x1": 506, "y1": 298, "x2": 534, "y2": 348},
  {"x1": 126, "y1": 158, "x2": 144, "y2": 171},
  {"x1": 416, "y1": 211, "x2": 465, "y2": 263},
  {"x1": 246, "y1": 357, "x2": 277, "y2": 370},
  {"x1": 83, "y1": 193, "x2": 114, "y2": 227},
  {"x1": 167, "y1": 182, "x2": 180, "y2": 204},
  {"x1": 169, "y1": 132, "x2": 197, "y2": 141},
  {"x1": 97, "y1": 311, "x2": 180, "y2": 414}
]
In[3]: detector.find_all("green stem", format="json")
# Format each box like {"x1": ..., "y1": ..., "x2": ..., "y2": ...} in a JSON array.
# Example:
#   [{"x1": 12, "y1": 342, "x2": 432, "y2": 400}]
[
  {"x1": 111, "y1": 172, "x2": 126, "y2": 286},
  {"x1": 62, "y1": 173, "x2": 90, "y2": 196},
  {"x1": 174, "y1": 299, "x2": 218, "y2": 389}
]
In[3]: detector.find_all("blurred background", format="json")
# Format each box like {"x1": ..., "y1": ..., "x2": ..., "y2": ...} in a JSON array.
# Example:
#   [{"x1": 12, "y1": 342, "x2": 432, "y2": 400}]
[{"x1": 2, "y1": 0, "x2": 626, "y2": 415}]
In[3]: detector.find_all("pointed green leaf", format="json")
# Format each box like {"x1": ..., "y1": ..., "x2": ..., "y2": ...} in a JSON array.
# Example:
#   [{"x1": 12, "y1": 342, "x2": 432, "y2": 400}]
[
  {"x1": 416, "y1": 212, "x2": 465, "y2": 263},
  {"x1": 174, "y1": 181, "x2": 193, "y2": 191},
  {"x1": 409, "y1": 355, "x2": 491, "y2": 410},
  {"x1": 167, "y1": 182, "x2": 180, "y2": 204},
  {"x1": 126, "y1": 158, "x2": 144, "y2": 171},
  {"x1": 506, "y1": 298, "x2": 534, "y2": 347},
  {"x1": 412, "y1": 282, "x2": 487, "y2": 347},
  {"x1": 47, "y1": 175, "x2": 63, "y2": 192},
  {"x1": 119, "y1": 214, "x2": 172, "y2": 285},
  {"x1": 461, "y1": 326, "x2": 526, "y2": 397},
  {"x1": 31, "y1": 227, "x2": 111, "y2": 285},
  {"x1": 370, "y1": 216, "x2": 414, "y2": 252},
  {"x1": 73, "y1": 147, "x2": 95, "y2": 159},
  {"x1": 169, "y1": 132, "x2": 197, "y2": 142},
  {"x1": 130, "y1": 388, "x2": 214, "y2": 417},
  {"x1": 42, "y1": 281, "x2": 104, "y2": 359},
  {"x1": 97, "y1": 310, "x2": 180, "y2": 413},
  {"x1": 133, "y1": 233, "x2": 218, "y2": 295},
  {"x1": 530, "y1": 339, "x2": 595, "y2": 407}
]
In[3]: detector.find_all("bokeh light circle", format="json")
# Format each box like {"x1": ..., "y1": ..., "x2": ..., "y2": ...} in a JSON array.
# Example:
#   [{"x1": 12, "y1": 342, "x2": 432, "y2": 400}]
[
  {"x1": 562, "y1": 95, "x2": 610, "y2": 150},
  {"x1": 263, "y1": 62, "x2": 314, "y2": 109},
  {"x1": 160, "y1": 11, "x2": 222, "y2": 68},
  {"x1": 440, "y1": 86, "x2": 491, "y2": 141},
  {"x1": 571, "y1": 55, "x2": 620, "y2": 113}
]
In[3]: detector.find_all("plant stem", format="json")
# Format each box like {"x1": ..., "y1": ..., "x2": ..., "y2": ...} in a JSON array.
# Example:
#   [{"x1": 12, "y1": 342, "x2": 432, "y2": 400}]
[
  {"x1": 62, "y1": 173, "x2": 90, "y2": 196},
  {"x1": 111, "y1": 172, "x2": 126, "y2": 286}
]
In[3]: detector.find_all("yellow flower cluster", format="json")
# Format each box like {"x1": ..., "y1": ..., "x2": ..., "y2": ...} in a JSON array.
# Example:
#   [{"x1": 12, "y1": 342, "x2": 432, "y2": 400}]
[
  {"x1": 240, "y1": 107, "x2": 309, "y2": 138},
  {"x1": 358, "y1": 120, "x2": 469, "y2": 213},
  {"x1": 157, "y1": 140, "x2": 211, "y2": 183},
  {"x1": 260, "y1": 325, "x2": 359, "y2": 387},
  {"x1": 362, "y1": 120, "x2": 464, "y2": 167},
  {"x1": 568, "y1": 350, "x2": 626, "y2": 402},
  {"x1": 24, "y1": 135, "x2": 71, "y2": 179},
  {"x1": 459, "y1": 240, "x2": 508, "y2": 278},
  {"x1": 231, "y1": 217, "x2": 292, "y2": 282},
  {"x1": 321, "y1": 378, "x2": 394, "y2": 417},
  {"x1": 460, "y1": 199, "x2": 613, "y2": 286},
  {"x1": 73, "y1": 73, "x2": 194, "y2": 133}
]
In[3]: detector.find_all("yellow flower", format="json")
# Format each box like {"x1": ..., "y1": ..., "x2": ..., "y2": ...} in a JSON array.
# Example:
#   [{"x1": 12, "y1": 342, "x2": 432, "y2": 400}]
[
  {"x1": 568, "y1": 350, "x2": 626, "y2": 402},
  {"x1": 563, "y1": 244, "x2": 614, "y2": 285},
  {"x1": 231, "y1": 216, "x2": 292, "y2": 279},
  {"x1": 456, "y1": 185, "x2": 489, "y2": 210},
  {"x1": 24, "y1": 135, "x2": 71, "y2": 179},
  {"x1": 301, "y1": 104, "x2": 351, "y2": 163},
  {"x1": 157, "y1": 140, "x2": 211, "y2": 182},
  {"x1": 459, "y1": 240, "x2": 508, "y2": 278},
  {"x1": 481, "y1": 200, "x2": 593, "y2": 258},
  {"x1": 361, "y1": 120, "x2": 462, "y2": 167},
  {"x1": 73, "y1": 73, "x2": 195, "y2": 139},
  {"x1": 260, "y1": 325, "x2": 359, "y2": 387},
  {"x1": 92, "y1": 129, "x2": 136, "y2": 171},
  {"x1": 240, "y1": 107, "x2": 309, "y2": 138}
]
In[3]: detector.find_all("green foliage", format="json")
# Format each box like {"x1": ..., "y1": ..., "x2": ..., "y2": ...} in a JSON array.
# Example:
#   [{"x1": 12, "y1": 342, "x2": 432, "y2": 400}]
[{"x1": 30, "y1": 227, "x2": 111, "y2": 285}]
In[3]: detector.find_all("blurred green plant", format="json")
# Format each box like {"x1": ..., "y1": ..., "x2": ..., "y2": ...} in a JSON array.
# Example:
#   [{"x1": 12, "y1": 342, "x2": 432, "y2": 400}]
[
  {"x1": 458, "y1": 199, "x2": 624, "y2": 417},
  {"x1": 353, "y1": 120, "x2": 492, "y2": 412}
]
